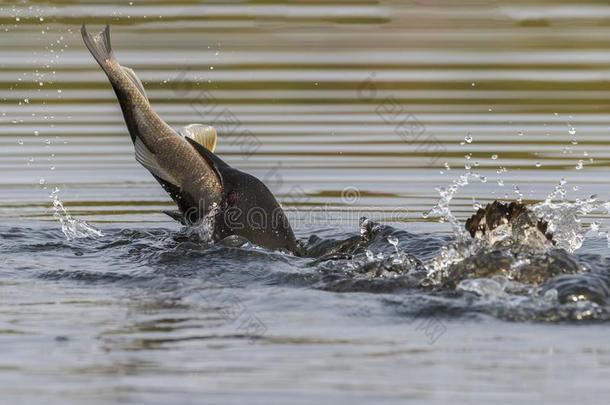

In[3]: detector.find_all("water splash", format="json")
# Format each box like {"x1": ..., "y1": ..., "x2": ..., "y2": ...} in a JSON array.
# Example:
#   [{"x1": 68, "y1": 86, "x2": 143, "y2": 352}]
[
  {"x1": 532, "y1": 179, "x2": 601, "y2": 252},
  {"x1": 422, "y1": 172, "x2": 480, "y2": 243},
  {"x1": 50, "y1": 189, "x2": 103, "y2": 241},
  {"x1": 183, "y1": 203, "x2": 219, "y2": 243},
  {"x1": 422, "y1": 173, "x2": 610, "y2": 286}
]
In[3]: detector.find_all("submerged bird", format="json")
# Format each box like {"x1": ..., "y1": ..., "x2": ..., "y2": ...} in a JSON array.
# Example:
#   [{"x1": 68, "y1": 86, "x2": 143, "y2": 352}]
[
  {"x1": 465, "y1": 200, "x2": 554, "y2": 244},
  {"x1": 81, "y1": 25, "x2": 300, "y2": 254}
]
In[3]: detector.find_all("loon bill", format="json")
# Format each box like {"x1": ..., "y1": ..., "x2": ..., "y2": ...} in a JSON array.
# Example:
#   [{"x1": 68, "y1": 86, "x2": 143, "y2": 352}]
[{"x1": 81, "y1": 25, "x2": 300, "y2": 254}]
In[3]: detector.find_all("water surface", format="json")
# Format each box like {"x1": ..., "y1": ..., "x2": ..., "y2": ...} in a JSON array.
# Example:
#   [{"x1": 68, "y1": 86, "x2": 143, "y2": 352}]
[{"x1": 2, "y1": 1, "x2": 610, "y2": 404}]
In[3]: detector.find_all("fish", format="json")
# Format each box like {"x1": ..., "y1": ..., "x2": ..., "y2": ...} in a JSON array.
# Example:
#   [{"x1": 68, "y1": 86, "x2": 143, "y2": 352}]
[{"x1": 81, "y1": 25, "x2": 300, "y2": 255}]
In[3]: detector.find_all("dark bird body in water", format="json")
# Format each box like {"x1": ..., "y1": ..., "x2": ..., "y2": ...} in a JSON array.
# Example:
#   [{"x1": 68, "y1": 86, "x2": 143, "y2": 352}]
[
  {"x1": 81, "y1": 25, "x2": 299, "y2": 254},
  {"x1": 465, "y1": 200, "x2": 553, "y2": 242}
]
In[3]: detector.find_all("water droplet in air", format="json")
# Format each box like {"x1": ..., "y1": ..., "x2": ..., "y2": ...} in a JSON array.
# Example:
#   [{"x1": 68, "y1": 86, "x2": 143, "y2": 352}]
[
  {"x1": 17, "y1": 139, "x2": 23, "y2": 145},
  {"x1": 464, "y1": 134, "x2": 473, "y2": 143},
  {"x1": 571, "y1": 138, "x2": 578, "y2": 145},
  {"x1": 39, "y1": 178, "x2": 45, "y2": 185},
  {"x1": 575, "y1": 160, "x2": 584, "y2": 170},
  {"x1": 491, "y1": 154, "x2": 498, "y2": 160},
  {"x1": 535, "y1": 162, "x2": 541, "y2": 167},
  {"x1": 517, "y1": 131, "x2": 524, "y2": 136},
  {"x1": 568, "y1": 126, "x2": 576, "y2": 135}
]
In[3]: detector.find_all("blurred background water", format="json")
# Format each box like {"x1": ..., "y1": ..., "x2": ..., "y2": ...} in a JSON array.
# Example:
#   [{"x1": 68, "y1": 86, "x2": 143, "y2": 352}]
[{"x1": 2, "y1": 1, "x2": 610, "y2": 404}]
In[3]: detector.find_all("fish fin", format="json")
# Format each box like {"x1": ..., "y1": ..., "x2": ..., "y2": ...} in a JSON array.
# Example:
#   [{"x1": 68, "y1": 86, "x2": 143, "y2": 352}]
[
  {"x1": 184, "y1": 136, "x2": 229, "y2": 187},
  {"x1": 163, "y1": 210, "x2": 185, "y2": 224},
  {"x1": 134, "y1": 137, "x2": 179, "y2": 186},
  {"x1": 81, "y1": 25, "x2": 115, "y2": 71},
  {"x1": 179, "y1": 124, "x2": 217, "y2": 152},
  {"x1": 121, "y1": 66, "x2": 148, "y2": 100}
]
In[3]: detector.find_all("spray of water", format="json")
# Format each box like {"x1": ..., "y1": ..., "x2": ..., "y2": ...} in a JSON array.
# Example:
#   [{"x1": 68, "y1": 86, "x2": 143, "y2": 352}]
[
  {"x1": 50, "y1": 189, "x2": 103, "y2": 241},
  {"x1": 532, "y1": 178, "x2": 605, "y2": 252},
  {"x1": 420, "y1": 173, "x2": 610, "y2": 284},
  {"x1": 182, "y1": 203, "x2": 219, "y2": 243}
]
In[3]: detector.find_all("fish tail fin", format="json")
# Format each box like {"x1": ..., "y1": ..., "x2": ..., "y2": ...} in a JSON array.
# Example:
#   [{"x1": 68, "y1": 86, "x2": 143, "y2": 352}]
[{"x1": 81, "y1": 24, "x2": 115, "y2": 72}]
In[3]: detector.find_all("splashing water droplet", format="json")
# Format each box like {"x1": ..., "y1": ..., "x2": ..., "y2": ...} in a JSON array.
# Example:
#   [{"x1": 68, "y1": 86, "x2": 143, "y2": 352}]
[
  {"x1": 50, "y1": 190, "x2": 103, "y2": 241},
  {"x1": 513, "y1": 184, "x2": 523, "y2": 202},
  {"x1": 464, "y1": 134, "x2": 473, "y2": 144},
  {"x1": 576, "y1": 160, "x2": 584, "y2": 170}
]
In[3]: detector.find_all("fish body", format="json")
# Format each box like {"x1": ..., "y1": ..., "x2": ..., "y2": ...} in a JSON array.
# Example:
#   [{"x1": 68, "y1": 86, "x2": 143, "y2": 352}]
[{"x1": 81, "y1": 25, "x2": 299, "y2": 254}]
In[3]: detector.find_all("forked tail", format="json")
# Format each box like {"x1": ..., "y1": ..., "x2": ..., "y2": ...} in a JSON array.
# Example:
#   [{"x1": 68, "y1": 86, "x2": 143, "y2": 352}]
[
  {"x1": 81, "y1": 24, "x2": 115, "y2": 75},
  {"x1": 81, "y1": 24, "x2": 153, "y2": 143}
]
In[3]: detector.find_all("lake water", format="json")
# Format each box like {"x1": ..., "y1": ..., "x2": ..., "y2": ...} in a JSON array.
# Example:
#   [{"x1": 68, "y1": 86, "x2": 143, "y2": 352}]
[{"x1": 2, "y1": 1, "x2": 610, "y2": 404}]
